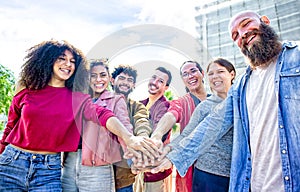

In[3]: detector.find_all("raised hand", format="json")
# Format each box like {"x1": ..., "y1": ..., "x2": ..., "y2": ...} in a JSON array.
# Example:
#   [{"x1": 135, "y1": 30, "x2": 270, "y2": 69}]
[
  {"x1": 150, "y1": 136, "x2": 164, "y2": 151},
  {"x1": 124, "y1": 143, "x2": 173, "y2": 175},
  {"x1": 125, "y1": 136, "x2": 161, "y2": 162},
  {"x1": 150, "y1": 157, "x2": 173, "y2": 174}
]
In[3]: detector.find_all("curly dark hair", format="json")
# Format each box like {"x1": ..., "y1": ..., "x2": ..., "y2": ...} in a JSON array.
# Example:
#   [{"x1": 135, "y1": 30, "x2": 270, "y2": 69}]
[
  {"x1": 19, "y1": 40, "x2": 89, "y2": 92},
  {"x1": 111, "y1": 65, "x2": 137, "y2": 83}
]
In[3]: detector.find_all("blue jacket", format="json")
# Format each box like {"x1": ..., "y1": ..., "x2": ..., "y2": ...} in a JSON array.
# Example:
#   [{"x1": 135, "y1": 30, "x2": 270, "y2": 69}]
[{"x1": 168, "y1": 41, "x2": 300, "y2": 192}]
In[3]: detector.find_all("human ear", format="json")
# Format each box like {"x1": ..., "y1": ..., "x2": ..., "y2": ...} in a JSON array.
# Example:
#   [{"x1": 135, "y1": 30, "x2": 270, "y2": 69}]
[{"x1": 260, "y1": 15, "x2": 270, "y2": 25}]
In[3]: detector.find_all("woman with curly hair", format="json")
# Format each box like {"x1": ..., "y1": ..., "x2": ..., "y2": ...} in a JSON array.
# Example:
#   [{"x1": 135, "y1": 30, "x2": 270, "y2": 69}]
[{"x1": 0, "y1": 40, "x2": 157, "y2": 191}]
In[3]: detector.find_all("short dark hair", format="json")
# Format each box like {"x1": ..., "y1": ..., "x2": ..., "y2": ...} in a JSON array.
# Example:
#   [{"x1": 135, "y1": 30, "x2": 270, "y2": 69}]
[
  {"x1": 88, "y1": 60, "x2": 110, "y2": 96},
  {"x1": 111, "y1": 65, "x2": 137, "y2": 83},
  {"x1": 156, "y1": 67, "x2": 172, "y2": 86},
  {"x1": 179, "y1": 61, "x2": 204, "y2": 76},
  {"x1": 90, "y1": 60, "x2": 110, "y2": 76},
  {"x1": 207, "y1": 58, "x2": 236, "y2": 84}
]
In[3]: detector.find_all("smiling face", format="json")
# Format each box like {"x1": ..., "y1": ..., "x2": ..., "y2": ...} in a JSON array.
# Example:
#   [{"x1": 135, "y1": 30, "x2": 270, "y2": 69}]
[
  {"x1": 49, "y1": 50, "x2": 75, "y2": 87},
  {"x1": 112, "y1": 72, "x2": 135, "y2": 97},
  {"x1": 207, "y1": 62, "x2": 235, "y2": 99},
  {"x1": 229, "y1": 11, "x2": 263, "y2": 49},
  {"x1": 148, "y1": 70, "x2": 169, "y2": 97},
  {"x1": 229, "y1": 11, "x2": 281, "y2": 67},
  {"x1": 90, "y1": 65, "x2": 110, "y2": 98},
  {"x1": 180, "y1": 62, "x2": 204, "y2": 93}
]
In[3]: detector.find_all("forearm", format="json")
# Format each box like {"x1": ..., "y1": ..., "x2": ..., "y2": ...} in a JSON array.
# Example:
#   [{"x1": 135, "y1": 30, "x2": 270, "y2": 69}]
[
  {"x1": 151, "y1": 112, "x2": 176, "y2": 140},
  {"x1": 106, "y1": 116, "x2": 133, "y2": 145},
  {"x1": 170, "y1": 106, "x2": 204, "y2": 147}
]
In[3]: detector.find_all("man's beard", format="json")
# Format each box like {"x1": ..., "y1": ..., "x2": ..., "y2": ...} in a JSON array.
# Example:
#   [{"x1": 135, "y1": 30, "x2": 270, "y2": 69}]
[
  {"x1": 241, "y1": 23, "x2": 282, "y2": 67},
  {"x1": 115, "y1": 86, "x2": 132, "y2": 97}
]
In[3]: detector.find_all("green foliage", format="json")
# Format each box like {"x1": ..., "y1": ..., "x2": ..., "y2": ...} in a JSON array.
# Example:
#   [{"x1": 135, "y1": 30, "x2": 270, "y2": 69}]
[
  {"x1": 0, "y1": 64, "x2": 15, "y2": 130},
  {"x1": 164, "y1": 90, "x2": 174, "y2": 101},
  {"x1": 164, "y1": 90, "x2": 179, "y2": 132}
]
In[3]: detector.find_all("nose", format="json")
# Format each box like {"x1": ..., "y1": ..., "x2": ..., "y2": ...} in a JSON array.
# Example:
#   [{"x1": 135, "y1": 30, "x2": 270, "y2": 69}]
[
  {"x1": 151, "y1": 78, "x2": 159, "y2": 85},
  {"x1": 188, "y1": 72, "x2": 195, "y2": 78},
  {"x1": 212, "y1": 73, "x2": 219, "y2": 79},
  {"x1": 65, "y1": 59, "x2": 72, "y2": 66},
  {"x1": 96, "y1": 76, "x2": 101, "y2": 81},
  {"x1": 237, "y1": 29, "x2": 248, "y2": 47}
]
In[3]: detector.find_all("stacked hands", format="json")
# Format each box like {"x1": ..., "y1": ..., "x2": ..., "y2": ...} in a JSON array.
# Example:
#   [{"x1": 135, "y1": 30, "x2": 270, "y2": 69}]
[{"x1": 125, "y1": 137, "x2": 173, "y2": 174}]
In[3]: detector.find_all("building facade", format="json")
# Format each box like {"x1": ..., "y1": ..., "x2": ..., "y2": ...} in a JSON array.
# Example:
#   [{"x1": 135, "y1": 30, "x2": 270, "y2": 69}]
[{"x1": 195, "y1": 0, "x2": 300, "y2": 74}]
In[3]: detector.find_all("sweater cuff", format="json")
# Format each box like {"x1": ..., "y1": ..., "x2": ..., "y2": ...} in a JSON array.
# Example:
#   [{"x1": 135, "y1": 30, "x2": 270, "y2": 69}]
[
  {"x1": 168, "y1": 110, "x2": 180, "y2": 122},
  {"x1": 166, "y1": 150, "x2": 188, "y2": 177},
  {"x1": 135, "y1": 127, "x2": 151, "y2": 137},
  {"x1": 100, "y1": 112, "x2": 115, "y2": 128}
]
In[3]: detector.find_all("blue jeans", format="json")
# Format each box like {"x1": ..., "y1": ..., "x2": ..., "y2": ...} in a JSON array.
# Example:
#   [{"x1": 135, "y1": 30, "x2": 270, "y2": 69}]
[
  {"x1": 117, "y1": 185, "x2": 133, "y2": 192},
  {"x1": 61, "y1": 149, "x2": 115, "y2": 192},
  {"x1": 0, "y1": 144, "x2": 62, "y2": 192},
  {"x1": 192, "y1": 168, "x2": 229, "y2": 192}
]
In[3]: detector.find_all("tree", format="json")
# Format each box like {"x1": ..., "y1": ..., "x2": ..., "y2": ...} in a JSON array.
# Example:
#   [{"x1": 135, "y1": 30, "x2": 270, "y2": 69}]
[
  {"x1": 0, "y1": 64, "x2": 15, "y2": 130},
  {"x1": 164, "y1": 90, "x2": 179, "y2": 132}
]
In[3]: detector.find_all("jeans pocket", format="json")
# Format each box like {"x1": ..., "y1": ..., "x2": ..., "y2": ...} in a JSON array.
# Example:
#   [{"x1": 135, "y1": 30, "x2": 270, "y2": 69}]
[
  {"x1": 0, "y1": 151, "x2": 13, "y2": 165},
  {"x1": 46, "y1": 156, "x2": 62, "y2": 170}
]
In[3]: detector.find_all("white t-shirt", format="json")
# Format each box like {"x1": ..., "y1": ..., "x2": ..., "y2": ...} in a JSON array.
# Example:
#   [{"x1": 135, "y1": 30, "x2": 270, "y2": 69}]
[{"x1": 246, "y1": 62, "x2": 284, "y2": 192}]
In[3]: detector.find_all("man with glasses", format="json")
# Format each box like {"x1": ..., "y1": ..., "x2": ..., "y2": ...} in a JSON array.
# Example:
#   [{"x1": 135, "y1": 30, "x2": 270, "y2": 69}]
[{"x1": 150, "y1": 61, "x2": 209, "y2": 192}]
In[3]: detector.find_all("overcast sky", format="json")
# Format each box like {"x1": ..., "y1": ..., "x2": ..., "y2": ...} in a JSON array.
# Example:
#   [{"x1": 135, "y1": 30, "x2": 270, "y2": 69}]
[{"x1": 0, "y1": 0, "x2": 199, "y2": 77}]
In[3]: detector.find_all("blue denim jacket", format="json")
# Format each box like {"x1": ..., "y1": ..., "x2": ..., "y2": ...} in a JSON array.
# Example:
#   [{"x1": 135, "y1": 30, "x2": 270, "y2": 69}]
[{"x1": 167, "y1": 41, "x2": 300, "y2": 192}]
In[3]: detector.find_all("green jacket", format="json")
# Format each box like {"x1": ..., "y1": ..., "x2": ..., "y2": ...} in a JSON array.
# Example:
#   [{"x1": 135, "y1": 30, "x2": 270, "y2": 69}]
[{"x1": 115, "y1": 98, "x2": 152, "y2": 189}]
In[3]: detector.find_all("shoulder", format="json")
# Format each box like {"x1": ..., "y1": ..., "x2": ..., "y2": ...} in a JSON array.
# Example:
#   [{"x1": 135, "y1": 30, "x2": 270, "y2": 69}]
[
  {"x1": 14, "y1": 81, "x2": 26, "y2": 95},
  {"x1": 139, "y1": 98, "x2": 148, "y2": 106},
  {"x1": 129, "y1": 99, "x2": 143, "y2": 107},
  {"x1": 14, "y1": 86, "x2": 27, "y2": 96},
  {"x1": 282, "y1": 40, "x2": 300, "y2": 48},
  {"x1": 174, "y1": 93, "x2": 192, "y2": 102},
  {"x1": 158, "y1": 96, "x2": 169, "y2": 107},
  {"x1": 205, "y1": 94, "x2": 223, "y2": 103},
  {"x1": 12, "y1": 86, "x2": 29, "y2": 103},
  {"x1": 194, "y1": 95, "x2": 223, "y2": 113},
  {"x1": 99, "y1": 90, "x2": 116, "y2": 99}
]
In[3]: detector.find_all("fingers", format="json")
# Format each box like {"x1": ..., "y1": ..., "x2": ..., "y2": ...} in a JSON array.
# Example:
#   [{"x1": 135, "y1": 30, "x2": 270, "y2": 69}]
[
  {"x1": 157, "y1": 145, "x2": 171, "y2": 161},
  {"x1": 126, "y1": 136, "x2": 173, "y2": 173},
  {"x1": 126, "y1": 148, "x2": 142, "y2": 160},
  {"x1": 143, "y1": 153, "x2": 150, "y2": 167},
  {"x1": 131, "y1": 164, "x2": 141, "y2": 174},
  {"x1": 139, "y1": 138, "x2": 160, "y2": 158},
  {"x1": 149, "y1": 138, "x2": 164, "y2": 153},
  {"x1": 128, "y1": 136, "x2": 160, "y2": 160},
  {"x1": 150, "y1": 158, "x2": 173, "y2": 174},
  {"x1": 123, "y1": 150, "x2": 133, "y2": 159}
]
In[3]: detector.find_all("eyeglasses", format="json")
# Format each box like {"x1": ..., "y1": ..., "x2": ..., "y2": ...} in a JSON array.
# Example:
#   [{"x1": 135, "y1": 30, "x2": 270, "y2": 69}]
[{"x1": 181, "y1": 68, "x2": 200, "y2": 79}]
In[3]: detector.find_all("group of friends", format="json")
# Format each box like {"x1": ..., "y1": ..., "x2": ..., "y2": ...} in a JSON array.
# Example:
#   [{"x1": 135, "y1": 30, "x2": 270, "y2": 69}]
[{"x1": 0, "y1": 10, "x2": 299, "y2": 192}]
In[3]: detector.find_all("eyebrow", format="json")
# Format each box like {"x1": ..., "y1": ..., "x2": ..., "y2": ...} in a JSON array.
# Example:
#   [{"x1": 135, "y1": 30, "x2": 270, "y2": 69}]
[{"x1": 231, "y1": 18, "x2": 251, "y2": 39}]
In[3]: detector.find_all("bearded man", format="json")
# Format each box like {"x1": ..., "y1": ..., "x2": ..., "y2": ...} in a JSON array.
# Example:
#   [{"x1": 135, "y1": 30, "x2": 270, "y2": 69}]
[{"x1": 150, "y1": 10, "x2": 300, "y2": 192}]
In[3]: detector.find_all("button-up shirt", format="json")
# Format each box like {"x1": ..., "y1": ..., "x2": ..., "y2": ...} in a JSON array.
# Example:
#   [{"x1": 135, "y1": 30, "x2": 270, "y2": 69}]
[{"x1": 167, "y1": 41, "x2": 300, "y2": 192}]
